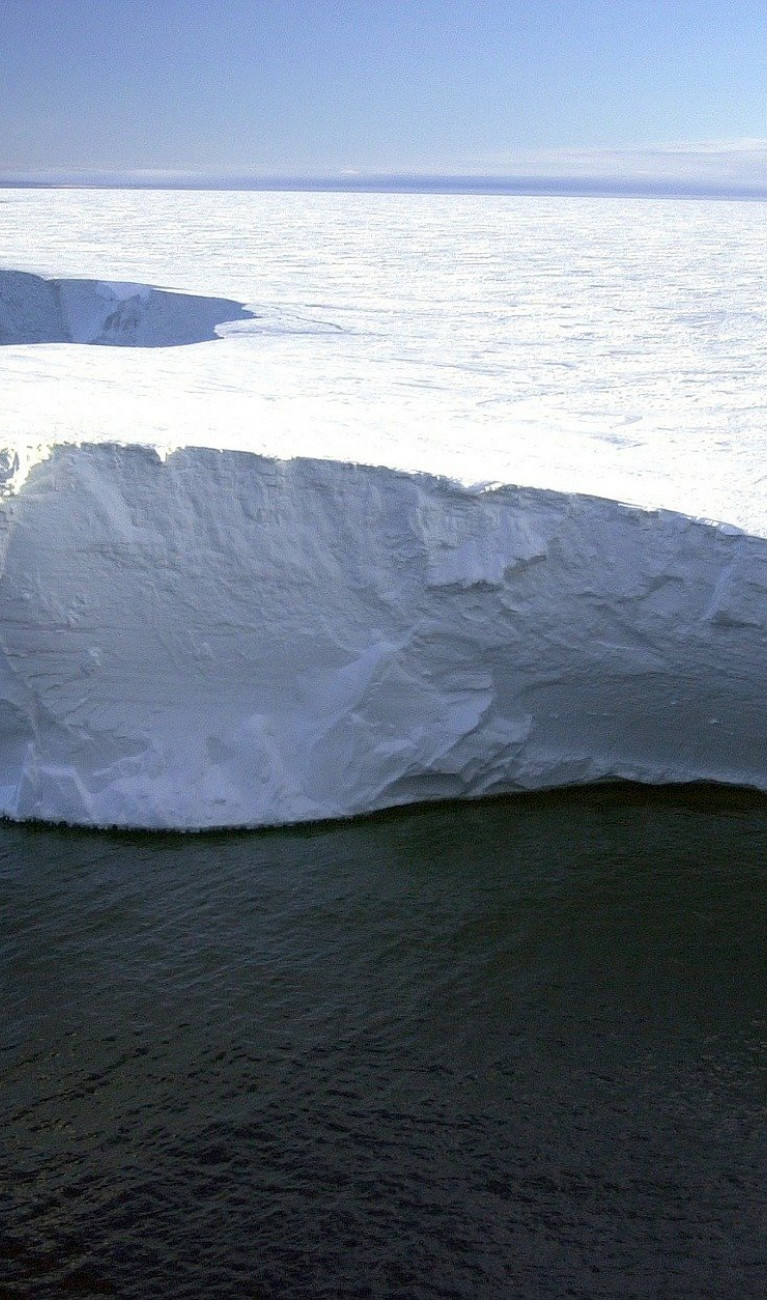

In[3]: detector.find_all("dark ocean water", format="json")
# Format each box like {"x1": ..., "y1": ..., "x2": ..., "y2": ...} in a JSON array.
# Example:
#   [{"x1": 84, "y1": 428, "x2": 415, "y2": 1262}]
[{"x1": 2, "y1": 785, "x2": 767, "y2": 1298}]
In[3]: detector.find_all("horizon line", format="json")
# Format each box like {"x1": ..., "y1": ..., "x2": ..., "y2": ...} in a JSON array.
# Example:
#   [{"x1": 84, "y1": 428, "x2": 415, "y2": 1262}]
[{"x1": 1, "y1": 173, "x2": 766, "y2": 200}]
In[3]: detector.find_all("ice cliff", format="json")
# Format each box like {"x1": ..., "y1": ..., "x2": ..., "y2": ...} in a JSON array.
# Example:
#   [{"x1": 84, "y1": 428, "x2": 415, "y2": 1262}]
[
  {"x1": 0, "y1": 441, "x2": 764, "y2": 830},
  {"x1": 0, "y1": 270, "x2": 254, "y2": 347}
]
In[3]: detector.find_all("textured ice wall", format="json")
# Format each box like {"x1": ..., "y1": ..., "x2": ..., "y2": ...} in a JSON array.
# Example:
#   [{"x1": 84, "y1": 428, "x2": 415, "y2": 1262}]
[
  {"x1": 0, "y1": 442, "x2": 764, "y2": 829},
  {"x1": 0, "y1": 269, "x2": 254, "y2": 347}
]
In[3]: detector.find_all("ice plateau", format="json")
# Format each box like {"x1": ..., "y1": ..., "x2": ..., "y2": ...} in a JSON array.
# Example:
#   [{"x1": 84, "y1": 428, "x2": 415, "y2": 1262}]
[{"x1": 0, "y1": 189, "x2": 765, "y2": 827}]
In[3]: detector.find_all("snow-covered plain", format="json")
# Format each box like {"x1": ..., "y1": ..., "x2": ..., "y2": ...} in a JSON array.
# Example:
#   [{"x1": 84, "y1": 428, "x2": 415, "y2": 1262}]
[{"x1": 0, "y1": 189, "x2": 765, "y2": 827}]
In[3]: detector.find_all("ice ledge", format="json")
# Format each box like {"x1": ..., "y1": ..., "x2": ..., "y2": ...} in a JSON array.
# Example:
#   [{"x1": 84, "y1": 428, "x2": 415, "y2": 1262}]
[
  {"x1": 0, "y1": 441, "x2": 765, "y2": 830},
  {"x1": 0, "y1": 269, "x2": 255, "y2": 347}
]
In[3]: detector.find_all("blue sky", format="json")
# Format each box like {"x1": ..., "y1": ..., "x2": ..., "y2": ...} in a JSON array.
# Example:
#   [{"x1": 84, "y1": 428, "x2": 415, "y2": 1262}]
[{"x1": 1, "y1": 0, "x2": 765, "y2": 189}]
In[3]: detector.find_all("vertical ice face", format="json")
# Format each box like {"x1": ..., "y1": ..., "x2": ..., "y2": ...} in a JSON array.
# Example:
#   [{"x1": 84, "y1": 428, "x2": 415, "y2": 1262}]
[
  {"x1": 0, "y1": 270, "x2": 68, "y2": 344},
  {"x1": 0, "y1": 270, "x2": 255, "y2": 347},
  {"x1": 0, "y1": 442, "x2": 764, "y2": 830}
]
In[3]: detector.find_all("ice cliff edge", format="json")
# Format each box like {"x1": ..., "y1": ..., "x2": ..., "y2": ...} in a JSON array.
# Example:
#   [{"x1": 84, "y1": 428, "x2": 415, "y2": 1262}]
[
  {"x1": 0, "y1": 269, "x2": 255, "y2": 347},
  {"x1": 0, "y1": 441, "x2": 764, "y2": 829}
]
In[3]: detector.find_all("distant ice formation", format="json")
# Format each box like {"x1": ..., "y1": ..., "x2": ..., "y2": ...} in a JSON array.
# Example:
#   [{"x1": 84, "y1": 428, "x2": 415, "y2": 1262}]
[
  {"x1": 0, "y1": 442, "x2": 764, "y2": 830},
  {"x1": 0, "y1": 269, "x2": 255, "y2": 347}
]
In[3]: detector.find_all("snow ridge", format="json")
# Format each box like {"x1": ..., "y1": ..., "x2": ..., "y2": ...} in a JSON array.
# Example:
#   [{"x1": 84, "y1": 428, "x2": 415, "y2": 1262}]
[{"x1": 0, "y1": 442, "x2": 764, "y2": 830}]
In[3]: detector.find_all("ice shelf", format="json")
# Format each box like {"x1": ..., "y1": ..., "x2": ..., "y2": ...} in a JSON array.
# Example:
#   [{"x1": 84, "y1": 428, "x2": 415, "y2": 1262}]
[{"x1": 1, "y1": 189, "x2": 765, "y2": 826}]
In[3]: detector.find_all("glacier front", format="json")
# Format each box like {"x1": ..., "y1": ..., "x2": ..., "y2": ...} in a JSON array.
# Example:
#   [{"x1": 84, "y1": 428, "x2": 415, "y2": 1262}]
[{"x1": 0, "y1": 441, "x2": 765, "y2": 829}]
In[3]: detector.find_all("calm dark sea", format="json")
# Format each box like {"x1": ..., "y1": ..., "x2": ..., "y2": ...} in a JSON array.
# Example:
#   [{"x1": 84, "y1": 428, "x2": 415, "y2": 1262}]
[{"x1": 2, "y1": 785, "x2": 767, "y2": 1298}]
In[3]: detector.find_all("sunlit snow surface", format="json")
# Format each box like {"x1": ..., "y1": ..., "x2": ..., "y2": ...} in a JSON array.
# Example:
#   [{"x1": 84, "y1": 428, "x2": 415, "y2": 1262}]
[{"x1": 1, "y1": 188, "x2": 765, "y2": 532}]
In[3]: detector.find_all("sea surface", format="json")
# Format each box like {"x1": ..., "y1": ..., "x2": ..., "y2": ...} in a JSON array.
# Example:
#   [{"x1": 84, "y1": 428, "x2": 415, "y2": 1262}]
[{"x1": 3, "y1": 785, "x2": 767, "y2": 1298}]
